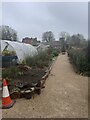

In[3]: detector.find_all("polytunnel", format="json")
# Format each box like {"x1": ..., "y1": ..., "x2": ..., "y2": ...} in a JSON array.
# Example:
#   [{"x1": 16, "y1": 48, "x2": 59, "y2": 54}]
[
  {"x1": 0, "y1": 40, "x2": 38, "y2": 63},
  {"x1": 36, "y1": 44, "x2": 48, "y2": 52}
]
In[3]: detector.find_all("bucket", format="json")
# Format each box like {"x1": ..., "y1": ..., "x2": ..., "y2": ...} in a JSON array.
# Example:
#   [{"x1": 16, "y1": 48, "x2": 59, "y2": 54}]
[{"x1": 24, "y1": 88, "x2": 34, "y2": 99}]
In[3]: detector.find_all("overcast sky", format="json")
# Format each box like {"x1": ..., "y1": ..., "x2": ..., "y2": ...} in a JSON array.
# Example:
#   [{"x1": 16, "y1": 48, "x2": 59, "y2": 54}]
[{"x1": 2, "y1": 2, "x2": 88, "y2": 41}]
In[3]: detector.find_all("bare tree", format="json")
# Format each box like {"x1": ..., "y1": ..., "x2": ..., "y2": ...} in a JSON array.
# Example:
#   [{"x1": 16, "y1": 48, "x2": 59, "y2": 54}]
[
  {"x1": 42, "y1": 31, "x2": 55, "y2": 42},
  {"x1": 0, "y1": 25, "x2": 18, "y2": 41},
  {"x1": 70, "y1": 34, "x2": 85, "y2": 47},
  {"x1": 59, "y1": 31, "x2": 70, "y2": 40}
]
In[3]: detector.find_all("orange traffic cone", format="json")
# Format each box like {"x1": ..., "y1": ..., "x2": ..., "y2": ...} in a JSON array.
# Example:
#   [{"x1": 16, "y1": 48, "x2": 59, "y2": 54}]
[{"x1": 2, "y1": 79, "x2": 15, "y2": 109}]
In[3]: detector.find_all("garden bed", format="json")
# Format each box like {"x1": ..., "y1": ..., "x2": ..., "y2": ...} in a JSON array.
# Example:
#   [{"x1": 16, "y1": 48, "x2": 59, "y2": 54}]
[
  {"x1": 2, "y1": 48, "x2": 60, "y2": 99},
  {"x1": 2, "y1": 60, "x2": 54, "y2": 99},
  {"x1": 9, "y1": 69, "x2": 46, "y2": 99}
]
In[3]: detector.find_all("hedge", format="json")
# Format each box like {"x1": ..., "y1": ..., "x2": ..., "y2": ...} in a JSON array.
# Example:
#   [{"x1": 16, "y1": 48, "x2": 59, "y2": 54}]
[{"x1": 68, "y1": 47, "x2": 89, "y2": 76}]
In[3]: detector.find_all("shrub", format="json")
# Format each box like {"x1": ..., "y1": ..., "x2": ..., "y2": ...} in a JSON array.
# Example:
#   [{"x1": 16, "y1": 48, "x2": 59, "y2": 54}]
[
  {"x1": 61, "y1": 46, "x2": 66, "y2": 52},
  {"x1": 26, "y1": 51, "x2": 50, "y2": 68},
  {"x1": 68, "y1": 47, "x2": 89, "y2": 75},
  {"x1": 52, "y1": 50, "x2": 59, "y2": 57},
  {"x1": 2, "y1": 50, "x2": 16, "y2": 56},
  {"x1": 2, "y1": 66, "x2": 20, "y2": 79},
  {"x1": 26, "y1": 48, "x2": 60, "y2": 68},
  {"x1": 2, "y1": 50, "x2": 10, "y2": 56},
  {"x1": 47, "y1": 47, "x2": 60, "y2": 58}
]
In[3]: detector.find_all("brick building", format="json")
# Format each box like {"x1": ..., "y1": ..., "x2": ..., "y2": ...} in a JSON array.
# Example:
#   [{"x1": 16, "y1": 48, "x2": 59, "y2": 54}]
[{"x1": 22, "y1": 37, "x2": 40, "y2": 46}]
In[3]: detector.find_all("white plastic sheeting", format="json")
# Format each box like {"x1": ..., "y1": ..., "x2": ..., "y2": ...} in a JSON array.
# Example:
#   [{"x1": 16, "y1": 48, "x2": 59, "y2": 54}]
[
  {"x1": 0, "y1": 40, "x2": 38, "y2": 63},
  {"x1": 36, "y1": 44, "x2": 48, "y2": 52}
]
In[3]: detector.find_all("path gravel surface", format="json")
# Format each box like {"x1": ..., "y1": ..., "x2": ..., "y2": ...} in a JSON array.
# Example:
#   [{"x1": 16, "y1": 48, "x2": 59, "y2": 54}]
[{"x1": 2, "y1": 53, "x2": 88, "y2": 118}]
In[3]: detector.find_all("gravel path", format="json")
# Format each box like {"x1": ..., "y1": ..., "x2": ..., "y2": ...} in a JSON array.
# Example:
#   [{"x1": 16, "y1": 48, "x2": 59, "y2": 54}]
[{"x1": 2, "y1": 53, "x2": 88, "y2": 118}]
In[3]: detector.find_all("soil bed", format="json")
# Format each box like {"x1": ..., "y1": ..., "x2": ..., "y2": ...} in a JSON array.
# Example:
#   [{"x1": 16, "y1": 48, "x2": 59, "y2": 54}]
[
  {"x1": 7, "y1": 68, "x2": 46, "y2": 99},
  {"x1": 16, "y1": 69, "x2": 46, "y2": 86},
  {"x1": 2, "y1": 57, "x2": 56, "y2": 99},
  {"x1": 8, "y1": 69, "x2": 46, "y2": 89}
]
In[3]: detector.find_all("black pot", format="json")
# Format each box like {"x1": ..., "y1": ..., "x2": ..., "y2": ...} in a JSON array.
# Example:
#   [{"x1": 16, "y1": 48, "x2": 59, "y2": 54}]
[
  {"x1": 24, "y1": 89, "x2": 33, "y2": 99},
  {"x1": 2, "y1": 55, "x2": 18, "y2": 67}
]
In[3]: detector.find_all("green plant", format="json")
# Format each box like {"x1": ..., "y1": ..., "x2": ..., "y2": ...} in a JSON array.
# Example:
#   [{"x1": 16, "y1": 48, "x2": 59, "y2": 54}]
[
  {"x1": 47, "y1": 47, "x2": 60, "y2": 58},
  {"x1": 68, "y1": 47, "x2": 89, "y2": 75},
  {"x1": 2, "y1": 66, "x2": 20, "y2": 79},
  {"x1": 2, "y1": 50, "x2": 16, "y2": 56},
  {"x1": 52, "y1": 50, "x2": 59, "y2": 57},
  {"x1": 26, "y1": 51, "x2": 50, "y2": 68},
  {"x1": 26, "y1": 47, "x2": 59, "y2": 69},
  {"x1": 21, "y1": 60, "x2": 26, "y2": 65},
  {"x1": 61, "y1": 46, "x2": 66, "y2": 52},
  {"x1": 2, "y1": 50, "x2": 10, "y2": 55}
]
